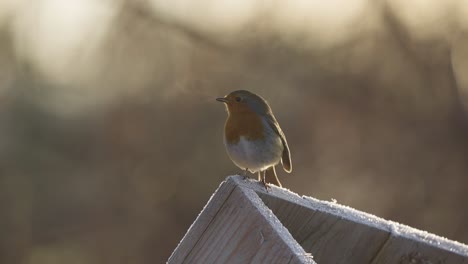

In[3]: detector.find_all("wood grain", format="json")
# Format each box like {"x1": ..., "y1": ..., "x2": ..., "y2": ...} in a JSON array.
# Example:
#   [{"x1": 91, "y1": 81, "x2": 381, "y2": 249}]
[
  {"x1": 168, "y1": 178, "x2": 314, "y2": 264},
  {"x1": 169, "y1": 176, "x2": 468, "y2": 264},
  {"x1": 251, "y1": 179, "x2": 468, "y2": 264},
  {"x1": 257, "y1": 192, "x2": 390, "y2": 263}
]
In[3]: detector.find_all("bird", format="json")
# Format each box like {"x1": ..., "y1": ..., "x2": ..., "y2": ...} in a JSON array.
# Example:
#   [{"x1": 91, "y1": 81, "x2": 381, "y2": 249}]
[{"x1": 216, "y1": 90, "x2": 292, "y2": 189}]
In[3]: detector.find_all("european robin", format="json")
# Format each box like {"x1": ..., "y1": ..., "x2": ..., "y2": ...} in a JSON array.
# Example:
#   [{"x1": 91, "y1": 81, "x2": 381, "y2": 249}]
[{"x1": 216, "y1": 90, "x2": 292, "y2": 188}]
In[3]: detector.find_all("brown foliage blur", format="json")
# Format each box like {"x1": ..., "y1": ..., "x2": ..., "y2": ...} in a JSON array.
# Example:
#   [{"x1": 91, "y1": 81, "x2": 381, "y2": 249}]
[{"x1": 0, "y1": 0, "x2": 468, "y2": 263}]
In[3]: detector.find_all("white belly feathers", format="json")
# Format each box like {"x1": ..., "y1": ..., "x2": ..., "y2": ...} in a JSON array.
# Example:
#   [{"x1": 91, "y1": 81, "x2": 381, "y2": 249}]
[{"x1": 224, "y1": 119, "x2": 283, "y2": 173}]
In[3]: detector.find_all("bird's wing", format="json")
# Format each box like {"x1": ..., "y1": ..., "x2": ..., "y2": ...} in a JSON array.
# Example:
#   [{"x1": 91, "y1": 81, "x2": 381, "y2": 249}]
[{"x1": 265, "y1": 112, "x2": 292, "y2": 173}]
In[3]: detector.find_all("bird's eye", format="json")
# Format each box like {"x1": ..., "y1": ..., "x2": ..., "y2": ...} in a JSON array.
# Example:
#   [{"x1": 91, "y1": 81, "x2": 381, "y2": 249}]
[{"x1": 235, "y1": 97, "x2": 242, "y2": 102}]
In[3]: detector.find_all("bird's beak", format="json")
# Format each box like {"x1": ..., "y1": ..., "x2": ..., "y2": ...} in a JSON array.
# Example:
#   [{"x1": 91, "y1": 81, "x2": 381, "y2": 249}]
[{"x1": 216, "y1": 97, "x2": 228, "y2": 103}]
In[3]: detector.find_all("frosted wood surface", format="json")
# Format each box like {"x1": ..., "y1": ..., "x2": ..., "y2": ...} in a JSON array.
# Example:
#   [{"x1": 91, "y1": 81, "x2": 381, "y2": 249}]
[
  {"x1": 242, "y1": 178, "x2": 468, "y2": 264},
  {"x1": 182, "y1": 187, "x2": 308, "y2": 263},
  {"x1": 168, "y1": 180, "x2": 237, "y2": 263},
  {"x1": 257, "y1": 193, "x2": 390, "y2": 264},
  {"x1": 371, "y1": 235, "x2": 468, "y2": 264},
  {"x1": 168, "y1": 178, "x2": 313, "y2": 264},
  {"x1": 170, "y1": 176, "x2": 468, "y2": 264}
]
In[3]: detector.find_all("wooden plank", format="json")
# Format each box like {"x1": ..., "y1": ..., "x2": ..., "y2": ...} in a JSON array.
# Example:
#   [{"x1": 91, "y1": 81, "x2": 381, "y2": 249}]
[
  {"x1": 170, "y1": 176, "x2": 468, "y2": 264},
  {"x1": 230, "y1": 176, "x2": 468, "y2": 264},
  {"x1": 168, "y1": 179, "x2": 238, "y2": 263},
  {"x1": 371, "y1": 231, "x2": 468, "y2": 264},
  {"x1": 257, "y1": 193, "x2": 390, "y2": 263},
  {"x1": 168, "y1": 177, "x2": 314, "y2": 264}
]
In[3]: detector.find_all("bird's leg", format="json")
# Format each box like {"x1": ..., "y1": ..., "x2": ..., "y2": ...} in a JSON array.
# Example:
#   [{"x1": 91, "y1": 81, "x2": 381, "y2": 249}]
[
  {"x1": 242, "y1": 168, "x2": 249, "y2": 180},
  {"x1": 261, "y1": 170, "x2": 270, "y2": 191}
]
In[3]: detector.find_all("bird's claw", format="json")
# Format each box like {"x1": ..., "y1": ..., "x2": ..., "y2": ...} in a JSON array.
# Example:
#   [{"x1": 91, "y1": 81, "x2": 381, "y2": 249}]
[
  {"x1": 261, "y1": 180, "x2": 271, "y2": 192},
  {"x1": 242, "y1": 169, "x2": 249, "y2": 181}
]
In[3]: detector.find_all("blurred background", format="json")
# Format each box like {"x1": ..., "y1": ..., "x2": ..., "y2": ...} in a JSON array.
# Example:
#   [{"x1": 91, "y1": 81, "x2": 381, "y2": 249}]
[{"x1": 1, "y1": 0, "x2": 468, "y2": 263}]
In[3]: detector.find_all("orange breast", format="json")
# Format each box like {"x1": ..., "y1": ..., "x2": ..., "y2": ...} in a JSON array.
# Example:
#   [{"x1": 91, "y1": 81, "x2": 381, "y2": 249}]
[{"x1": 225, "y1": 109, "x2": 265, "y2": 144}]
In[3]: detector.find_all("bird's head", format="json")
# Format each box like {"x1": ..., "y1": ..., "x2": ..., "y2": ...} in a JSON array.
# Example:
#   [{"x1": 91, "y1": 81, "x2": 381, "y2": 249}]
[{"x1": 216, "y1": 90, "x2": 270, "y2": 115}]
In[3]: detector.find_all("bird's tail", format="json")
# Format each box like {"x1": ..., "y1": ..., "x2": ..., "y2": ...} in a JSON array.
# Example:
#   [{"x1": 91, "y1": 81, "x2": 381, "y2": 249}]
[{"x1": 259, "y1": 166, "x2": 282, "y2": 187}]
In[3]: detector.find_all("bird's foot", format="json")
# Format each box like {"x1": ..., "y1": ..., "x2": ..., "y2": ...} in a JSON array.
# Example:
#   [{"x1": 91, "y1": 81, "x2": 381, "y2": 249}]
[
  {"x1": 261, "y1": 179, "x2": 271, "y2": 192},
  {"x1": 242, "y1": 169, "x2": 249, "y2": 181}
]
